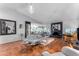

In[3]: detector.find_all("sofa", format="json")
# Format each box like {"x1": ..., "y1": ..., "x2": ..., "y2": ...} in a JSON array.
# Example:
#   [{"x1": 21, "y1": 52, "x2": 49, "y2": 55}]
[
  {"x1": 23, "y1": 35, "x2": 54, "y2": 46},
  {"x1": 41, "y1": 46, "x2": 79, "y2": 56}
]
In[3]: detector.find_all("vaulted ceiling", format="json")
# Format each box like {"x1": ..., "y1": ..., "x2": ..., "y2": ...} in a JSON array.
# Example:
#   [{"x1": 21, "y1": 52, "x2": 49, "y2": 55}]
[{"x1": 0, "y1": 3, "x2": 79, "y2": 25}]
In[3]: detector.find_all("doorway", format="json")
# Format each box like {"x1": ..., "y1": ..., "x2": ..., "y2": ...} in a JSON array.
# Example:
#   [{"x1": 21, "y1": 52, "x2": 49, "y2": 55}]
[{"x1": 25, "y1": 21, "x2": 31, "y2": 38}]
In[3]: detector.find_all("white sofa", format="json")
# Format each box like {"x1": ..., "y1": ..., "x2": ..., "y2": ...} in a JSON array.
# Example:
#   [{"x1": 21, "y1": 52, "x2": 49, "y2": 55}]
[
  {"x1": 23, "y1": 35, "x2": 54, "y2": 45},
  {"x1": 42, "y1": 46, "x2": 79, "y2": 56}
]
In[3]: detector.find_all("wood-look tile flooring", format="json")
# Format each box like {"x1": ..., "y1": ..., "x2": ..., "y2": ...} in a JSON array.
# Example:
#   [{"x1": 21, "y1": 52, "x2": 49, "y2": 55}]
[{"x1": 0, "y1": 38, "x2": 65, "y2": 56}]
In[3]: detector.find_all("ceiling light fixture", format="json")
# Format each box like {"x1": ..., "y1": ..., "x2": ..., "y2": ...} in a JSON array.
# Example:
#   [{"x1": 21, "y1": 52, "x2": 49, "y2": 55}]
[{"x1": 29, "y1": 3, "x2": 34, "y2": 14}]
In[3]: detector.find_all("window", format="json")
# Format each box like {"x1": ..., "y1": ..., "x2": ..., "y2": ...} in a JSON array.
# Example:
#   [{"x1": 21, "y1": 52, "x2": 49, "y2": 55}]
[{"x1": 31, "y1": 23, "x2": 50, "y2": 36}]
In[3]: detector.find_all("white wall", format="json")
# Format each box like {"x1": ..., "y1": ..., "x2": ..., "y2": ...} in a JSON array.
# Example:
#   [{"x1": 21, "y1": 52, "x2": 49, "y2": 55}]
[{"x1": 0, "y1": 7, "x2": 30, "y2": 44}]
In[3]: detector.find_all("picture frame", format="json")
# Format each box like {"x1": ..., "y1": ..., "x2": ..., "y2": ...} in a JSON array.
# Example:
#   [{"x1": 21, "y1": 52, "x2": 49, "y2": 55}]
[
  {"x1": 51, "y1": 22, "x2": 63, "y2": 38},
  {"x1": 0, "y1": 19, "x2": 16, "y2": 35}
]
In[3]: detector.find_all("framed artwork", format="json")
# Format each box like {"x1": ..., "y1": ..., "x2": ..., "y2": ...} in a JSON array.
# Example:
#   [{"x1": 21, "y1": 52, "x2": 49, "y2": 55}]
[
  {"x1": 0, "y1": 19, "x2": 16, "y2": 35},
  {"x1": 51, "y1": 22, "x2": 63, "y2": 38}
]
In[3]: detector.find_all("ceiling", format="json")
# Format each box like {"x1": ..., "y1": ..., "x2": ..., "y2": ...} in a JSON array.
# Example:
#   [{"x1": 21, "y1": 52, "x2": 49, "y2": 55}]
[{"x1": 0, "y1": 3, "x2": 79, "y2": 24}]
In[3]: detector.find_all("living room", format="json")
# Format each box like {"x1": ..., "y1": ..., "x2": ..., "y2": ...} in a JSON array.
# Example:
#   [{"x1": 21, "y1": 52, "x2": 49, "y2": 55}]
[{"x1": 0, "y1": 3, "x2": 79, "y2": 56}]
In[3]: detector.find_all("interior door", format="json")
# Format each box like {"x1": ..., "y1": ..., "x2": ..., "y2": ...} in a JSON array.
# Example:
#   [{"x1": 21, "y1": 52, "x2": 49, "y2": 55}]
[{"x1": 25, "y1": 21, "x2": 31, "y2": 38}]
